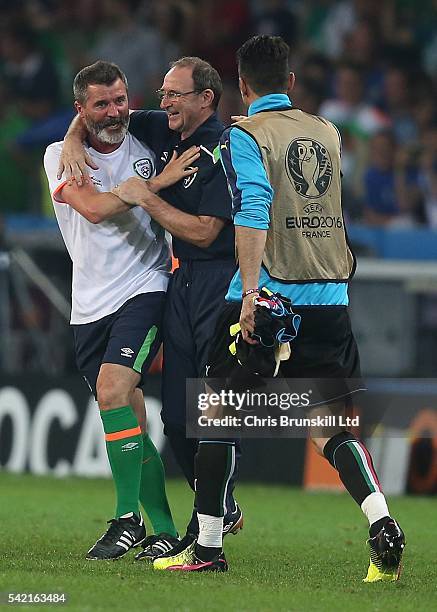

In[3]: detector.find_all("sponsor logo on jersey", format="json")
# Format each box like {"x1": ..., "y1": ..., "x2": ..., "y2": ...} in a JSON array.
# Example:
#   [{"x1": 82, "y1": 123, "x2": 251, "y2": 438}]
[
  {"x1": 121, "y1": 442, "x2": 139, "y2": 452},
  {"x1": 199, "y1": 145, "x2": 217, "y2": 164},
  {"x1": 286, "y1": 138, "x2": 332, "y2": 198},
  {"x1": 183, "y1": 171, "x2": 198, "y2": 188},
  {"x1": 121, "y1": 347, "x2": 134, "y2": 358},
  {"x1": 133, "y1": 158, "x2": 153, "y2": 179},
  {"x1": 161, "y1": 151, "x2": 169, "y2": 163},
  {"x1": 213, "y1": 145, "x2": 221, "y2": 164},
  {"x1": 89, "y1": 176, "x2": 103, "y2": 187}
]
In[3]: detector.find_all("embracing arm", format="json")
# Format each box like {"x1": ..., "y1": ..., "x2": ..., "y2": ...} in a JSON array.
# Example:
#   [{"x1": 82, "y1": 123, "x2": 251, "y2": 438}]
[
  {"x1": 56, "y1": 115, "x2": 97, "y2": 184},
  {"x1": 135, "y1": 193, "x2": 225, "y2": 248},
  {"x1": 113, "y1": 179, "x2": 224, "y2": 247},
  {"x1": 56, "y1": 111, "x2": 143, "y2": 183},
  {"x1": 57, "y1": 112, "x2": 199, "y2": 193},
  {"x1": 114, "y1": 145, "x2": 225, "y2": 247},
  {"x1": 57, "y1": 180, "x2": 130, "y2": 224}
]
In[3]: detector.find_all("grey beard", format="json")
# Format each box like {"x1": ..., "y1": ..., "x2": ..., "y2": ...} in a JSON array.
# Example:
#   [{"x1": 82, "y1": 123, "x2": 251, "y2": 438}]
[
  {"x1": 94, "y1": 122, "x2": 129, "y2": 145},
  {"x1": 85, "y1": 116, "x2": 130, "y2": 145}
]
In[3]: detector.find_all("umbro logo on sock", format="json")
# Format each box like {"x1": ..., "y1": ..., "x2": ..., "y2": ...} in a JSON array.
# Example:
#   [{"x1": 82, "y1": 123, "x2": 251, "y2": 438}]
[
  {"x1": 121, "y1": 347, "x2": 134, "y2": 358},
  {"x1": 121, "y1": 442, "x2": 139, "y2": 452}
]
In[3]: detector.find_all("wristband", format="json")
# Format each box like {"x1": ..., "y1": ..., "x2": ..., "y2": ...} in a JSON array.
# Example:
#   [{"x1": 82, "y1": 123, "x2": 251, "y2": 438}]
[{"x1": 242, "y1": 288, "x2": 259, "y2": 299}]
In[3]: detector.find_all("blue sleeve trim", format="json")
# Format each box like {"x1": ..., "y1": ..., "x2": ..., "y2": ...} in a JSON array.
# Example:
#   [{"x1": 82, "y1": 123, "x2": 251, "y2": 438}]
[
  {"x1": 220, "y1": 127, "x2": 273, "y2": 230},
  {"x1": 219, "y1": 127, "x2": 242, "y2": 217}
]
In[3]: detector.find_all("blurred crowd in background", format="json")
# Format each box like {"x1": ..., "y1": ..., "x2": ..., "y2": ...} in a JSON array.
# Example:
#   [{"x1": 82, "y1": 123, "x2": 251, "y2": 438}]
[
  {"x1": 0, "y1": 0, "x2": 436, "y2": 227},
  {"x1": 1, "y1": 0, "x2": 437, "y2": 376}
]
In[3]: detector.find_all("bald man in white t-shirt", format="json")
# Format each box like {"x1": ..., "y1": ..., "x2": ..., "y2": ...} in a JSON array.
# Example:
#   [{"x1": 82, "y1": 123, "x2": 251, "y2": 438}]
[{"x1": 44, "y1": 61, "x2": 199, "y2": 561}]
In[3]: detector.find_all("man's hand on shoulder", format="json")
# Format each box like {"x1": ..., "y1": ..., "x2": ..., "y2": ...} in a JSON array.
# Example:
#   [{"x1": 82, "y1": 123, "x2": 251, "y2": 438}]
[
  {"x1": 58, "y1": 139, "x2": 98, "y2": 187},
  {"x1": 113, "y1": 146, "x2": 200, "y2": 205},
  {"x1": 57, "y1": 115, "x2": 98, "y2": 186}
]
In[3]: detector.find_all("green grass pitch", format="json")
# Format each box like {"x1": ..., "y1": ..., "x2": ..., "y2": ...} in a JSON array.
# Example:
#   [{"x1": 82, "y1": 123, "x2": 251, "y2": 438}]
[{"x1": 0, "y1": 473, "x2": 435, "y2": 611}]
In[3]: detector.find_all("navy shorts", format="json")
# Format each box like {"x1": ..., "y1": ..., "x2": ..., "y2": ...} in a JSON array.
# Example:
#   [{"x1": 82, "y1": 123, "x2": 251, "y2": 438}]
[
  {"x1": 161, "y1": 259, "x2": 236, "y2": 428},
  {"x1": 72, "y1": 292, "x2": 165, "y2": 398},
  {"x1": 206, "y1": 303, "x2": 363, "y2": 403}
]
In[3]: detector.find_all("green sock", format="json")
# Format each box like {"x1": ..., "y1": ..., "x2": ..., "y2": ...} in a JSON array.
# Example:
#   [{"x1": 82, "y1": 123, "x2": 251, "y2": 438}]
[
  {"x1": 139, "y1": 434, "x2": 177, "y2": 537},
  {"x1": 100, "y1": 405, "x2": 143, "y2": 518}
]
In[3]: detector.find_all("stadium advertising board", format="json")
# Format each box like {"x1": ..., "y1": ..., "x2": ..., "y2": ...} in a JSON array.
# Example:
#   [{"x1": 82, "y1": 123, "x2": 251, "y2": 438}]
[
  {"x1": 1, "y1": 377, "x2": 436, "y2": 492},
  {"x1": 0, "y1": 376, "x2": 306, "y2": 484}
]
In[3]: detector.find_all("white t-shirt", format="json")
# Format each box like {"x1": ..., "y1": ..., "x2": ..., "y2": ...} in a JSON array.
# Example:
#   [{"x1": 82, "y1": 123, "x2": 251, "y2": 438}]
[{"x1": 44, "y1": 134, "x2": 170, "y2": 325}]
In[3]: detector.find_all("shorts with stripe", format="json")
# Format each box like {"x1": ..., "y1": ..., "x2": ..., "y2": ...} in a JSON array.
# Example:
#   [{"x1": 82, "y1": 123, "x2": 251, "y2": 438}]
[{"x1": 72, "y1": 292, "x2": 165, "y2": 398}]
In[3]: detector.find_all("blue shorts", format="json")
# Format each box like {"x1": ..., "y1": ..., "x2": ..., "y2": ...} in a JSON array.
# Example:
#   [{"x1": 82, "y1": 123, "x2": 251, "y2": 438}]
[
  {"x1": 72, "y1": 292, "x2": 165, "y2": 398},
  {"x1": 161, "y1": 259, "x2": 236, "y2": 428}
]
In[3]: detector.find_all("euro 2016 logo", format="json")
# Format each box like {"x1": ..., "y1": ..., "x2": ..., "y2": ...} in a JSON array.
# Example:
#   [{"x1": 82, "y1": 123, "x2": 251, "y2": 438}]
[{"x1": 286, "y1": 139, "x2": 332, "y2": 198}]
